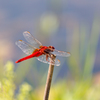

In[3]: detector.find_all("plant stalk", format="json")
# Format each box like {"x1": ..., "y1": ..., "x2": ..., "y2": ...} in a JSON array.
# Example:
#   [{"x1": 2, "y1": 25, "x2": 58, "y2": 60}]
[{"x1": 43, "y1": 54, "x2": 56, "y2": 100}]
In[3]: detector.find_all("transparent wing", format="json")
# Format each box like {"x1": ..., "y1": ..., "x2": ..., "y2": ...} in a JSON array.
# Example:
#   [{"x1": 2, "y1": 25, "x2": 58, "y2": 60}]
[
  {"x1": 23, "y1": 31, "x2": 42, "y2": 48},
  {"x1": 52, "y1": 49, "x2": 71, "y2": 57},
  {"x1": 15, "y1": 40, "x2": 36, "y2": 55},
  {"x1": 37, "y1": 55, "x2": 60, "y2": 66}
]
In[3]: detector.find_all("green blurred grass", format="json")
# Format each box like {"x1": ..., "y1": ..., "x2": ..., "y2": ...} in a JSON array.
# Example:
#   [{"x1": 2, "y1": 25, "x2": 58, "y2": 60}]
[{"x1": 0, "y1": 61, "x2": 100, "y2": 100}]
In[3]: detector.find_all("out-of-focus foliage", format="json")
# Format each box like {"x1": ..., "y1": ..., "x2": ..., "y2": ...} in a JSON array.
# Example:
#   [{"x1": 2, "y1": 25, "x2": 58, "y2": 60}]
[
  {"x1": 0, "y1": 61, "x2": 15, "y2": 100},
  {"x1": 68, "y1": 15, "x2": 100, "y2": 80},
  {"x1": 40, "y1": 13, "x2": 59, "y2": 35},
  {"x1": 17, "y1": 83, "x2": 32, "y2": 100},
  {"x1": 0, "y1": 61, "x2": 100, "y2": 100}
]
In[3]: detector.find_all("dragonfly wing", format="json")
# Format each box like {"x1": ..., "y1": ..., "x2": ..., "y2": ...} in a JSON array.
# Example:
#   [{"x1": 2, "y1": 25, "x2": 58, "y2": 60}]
[
  {"x1": 23, "y1": 31, "x2": 42, "y2": 48},
  {"x1": 37, "y1": 55, "x2": 60, "y2": 66},
  {"x1": 52, "y1": 49, "x2": 70, "y2": 57},
  {"x1": 15, "y1": 40, "x2": 36, "y2": 55}
]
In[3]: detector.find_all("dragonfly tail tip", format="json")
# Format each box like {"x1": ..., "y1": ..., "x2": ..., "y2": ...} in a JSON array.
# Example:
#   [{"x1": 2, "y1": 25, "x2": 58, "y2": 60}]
[{"x1": 15, "y1": 60, "x2": 20, "y2": 63}]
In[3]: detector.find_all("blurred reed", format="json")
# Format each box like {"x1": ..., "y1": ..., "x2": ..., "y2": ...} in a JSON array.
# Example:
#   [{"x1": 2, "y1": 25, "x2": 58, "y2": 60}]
[{"x1": 68, "y1": 14, "x2": 100, "y2": 81}]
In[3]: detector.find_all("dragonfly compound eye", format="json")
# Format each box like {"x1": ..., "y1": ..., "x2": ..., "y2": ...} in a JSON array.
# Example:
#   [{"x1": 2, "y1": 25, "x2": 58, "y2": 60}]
[
  {"x1": 49, "y1": 46, "x2": 55, "y2": 49},
  {"x1": 51, "y1": 46, "x2": 55, "y2": 49}
]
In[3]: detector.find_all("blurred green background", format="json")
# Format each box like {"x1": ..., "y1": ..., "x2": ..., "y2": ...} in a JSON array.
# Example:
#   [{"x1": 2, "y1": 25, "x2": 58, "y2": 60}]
[{"x1": 0, "y1": 0, "x2": 100, "y2": 100}]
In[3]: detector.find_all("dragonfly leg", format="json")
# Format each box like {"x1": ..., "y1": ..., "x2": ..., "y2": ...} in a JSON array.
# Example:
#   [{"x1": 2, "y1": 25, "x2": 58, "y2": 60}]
[
  {"x1": 46, "y1": 54, "x2": 54, "y2": 64},
  {"x1": 46, "y1": 54, "x2": 49, "y2": 62}
]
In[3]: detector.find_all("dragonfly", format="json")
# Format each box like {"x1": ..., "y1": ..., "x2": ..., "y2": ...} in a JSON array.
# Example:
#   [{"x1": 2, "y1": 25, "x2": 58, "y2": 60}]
[{"x1": 15, "y1": 31, "x2": 70, "y2": 66}]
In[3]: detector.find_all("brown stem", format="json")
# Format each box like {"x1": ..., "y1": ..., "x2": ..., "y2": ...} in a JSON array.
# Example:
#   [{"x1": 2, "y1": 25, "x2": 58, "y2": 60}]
[{"x1": 43, "y1": 54, "x2": 56, "y2": 100}]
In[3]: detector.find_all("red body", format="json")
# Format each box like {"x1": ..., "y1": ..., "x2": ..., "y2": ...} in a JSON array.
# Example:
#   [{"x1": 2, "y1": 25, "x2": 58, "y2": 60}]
[{"x1": 16, "y1": 46, "x2": 48, "y2": 63}]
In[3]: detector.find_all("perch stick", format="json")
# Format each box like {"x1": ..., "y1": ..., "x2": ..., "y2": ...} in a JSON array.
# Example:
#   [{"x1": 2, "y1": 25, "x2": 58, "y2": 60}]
[{"x1": 43, "y1": 54, "x2": 56, "y2": 100}]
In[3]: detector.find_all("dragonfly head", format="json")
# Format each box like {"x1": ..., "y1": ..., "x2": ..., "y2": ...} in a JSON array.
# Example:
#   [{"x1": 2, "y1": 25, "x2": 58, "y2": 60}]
[{"x1": 48, "y1": 46, "x2": 55, "y2": 50}]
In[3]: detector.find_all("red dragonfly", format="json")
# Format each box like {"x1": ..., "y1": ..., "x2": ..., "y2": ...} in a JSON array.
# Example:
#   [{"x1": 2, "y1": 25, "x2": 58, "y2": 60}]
[{"x1": 15, "y1": 31, "x2": 70, "y2": 66}]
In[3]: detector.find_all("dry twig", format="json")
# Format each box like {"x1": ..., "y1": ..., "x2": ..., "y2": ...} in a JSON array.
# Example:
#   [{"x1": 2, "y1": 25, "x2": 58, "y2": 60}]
[{"x1": 43, "y1": 54, "x2": 56, "y2": 100}]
